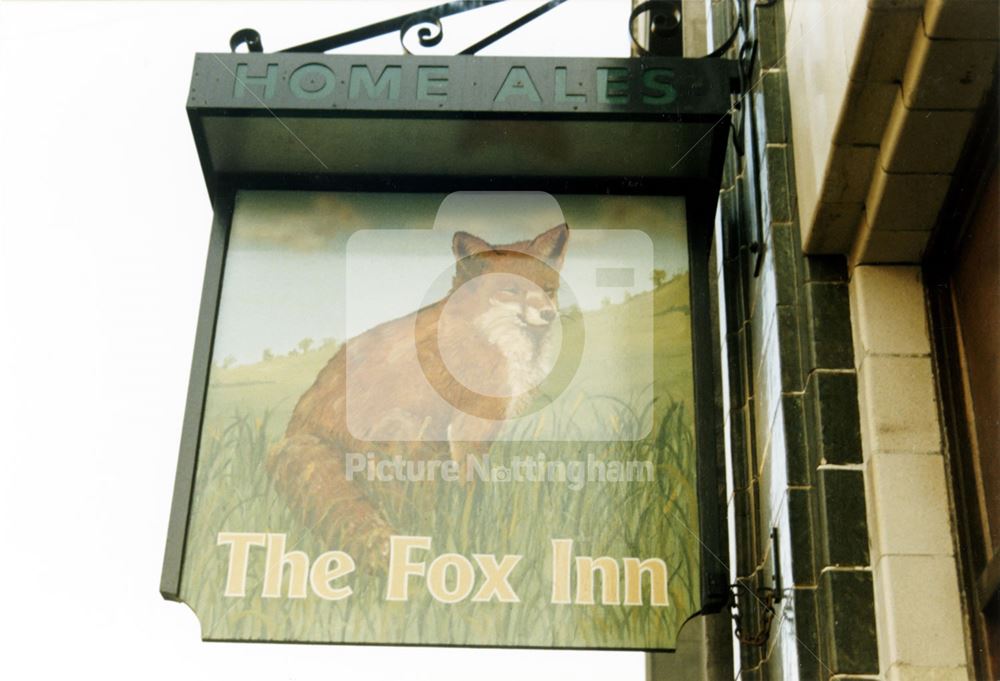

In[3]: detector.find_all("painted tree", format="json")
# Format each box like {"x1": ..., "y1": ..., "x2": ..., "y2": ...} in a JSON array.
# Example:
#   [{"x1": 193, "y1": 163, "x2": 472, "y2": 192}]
[{"x1": 651, "y1": 269, "x2": 667, "y2": 289}]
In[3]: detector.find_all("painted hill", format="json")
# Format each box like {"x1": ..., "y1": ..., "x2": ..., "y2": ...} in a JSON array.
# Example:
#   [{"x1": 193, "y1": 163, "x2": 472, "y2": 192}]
[{"x1": 206, "y1": 272, "x2": 693, "y2": 434}]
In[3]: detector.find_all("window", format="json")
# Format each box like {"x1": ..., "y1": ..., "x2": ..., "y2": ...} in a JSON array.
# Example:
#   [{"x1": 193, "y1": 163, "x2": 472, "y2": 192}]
[{"x1": 927, "y1": 96, "x2": 999, "y2": 681}]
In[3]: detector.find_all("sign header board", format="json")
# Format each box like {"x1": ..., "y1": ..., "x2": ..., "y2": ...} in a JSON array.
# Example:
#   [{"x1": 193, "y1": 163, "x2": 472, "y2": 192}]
[
  {"x1": 186, "y1": 54, "x2": 736, "y2": 192},
  {"x1": 190, "y1": 54, "x2": 731, "y2": 114}
]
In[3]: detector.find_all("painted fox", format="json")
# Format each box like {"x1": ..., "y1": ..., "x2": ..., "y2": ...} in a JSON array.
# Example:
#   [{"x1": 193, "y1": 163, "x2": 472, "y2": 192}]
[{"x1": 267, "y1": 224, "x2": 569, "y2": 555}]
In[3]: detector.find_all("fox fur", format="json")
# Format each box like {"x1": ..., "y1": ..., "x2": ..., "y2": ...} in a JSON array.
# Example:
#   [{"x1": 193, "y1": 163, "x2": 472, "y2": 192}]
[{"x1": 267, "y1": 224, "x2": 570, "y2": 556}]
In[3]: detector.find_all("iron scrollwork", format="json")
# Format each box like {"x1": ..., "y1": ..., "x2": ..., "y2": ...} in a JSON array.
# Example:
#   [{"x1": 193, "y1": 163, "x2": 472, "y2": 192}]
[
  {"x1": 628, "y1": 0, "x2": 683, "y2": 57},
  {"x1": 229, "y1": 0, "x2": 568, "y2": 56},
  {"x1": 400, "y1": 14, "x2": 446, "y2": 54}
]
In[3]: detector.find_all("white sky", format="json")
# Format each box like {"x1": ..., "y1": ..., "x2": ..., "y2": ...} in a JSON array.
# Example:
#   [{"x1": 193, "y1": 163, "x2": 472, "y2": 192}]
[
  {"x1": 218, "y1": 191, "x2": 685, "y2": 364},
  {"x1": 0, "y1": 1, "x2": 652, "y2": 679}
]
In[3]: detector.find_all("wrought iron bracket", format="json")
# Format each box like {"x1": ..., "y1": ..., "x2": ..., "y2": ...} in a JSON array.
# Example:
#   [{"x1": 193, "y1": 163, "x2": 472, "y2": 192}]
[
  {"x1": 628, "y1": 0, "x2": 683, "y2": 57},
  {"x1": 718, "y1": 0, "x2": 770, "y2": 278},
  {"x1": 225, "y1": 0, "x2": 754, "y2": 58},
  {"x1": 740, "y1": 36, "x2": 768, "y2": 278},
  {"x1": 229, "y1": 0, "x2": 571, "y2": 56},
  {"x1": 728, "y1": 528, "x2": 783, "y2": 647}
]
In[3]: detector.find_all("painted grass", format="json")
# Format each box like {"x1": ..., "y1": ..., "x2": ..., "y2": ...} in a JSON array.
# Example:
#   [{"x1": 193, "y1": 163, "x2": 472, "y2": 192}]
[{"x1": 180, "y1": 277, "x2": 699, "y2": 650}]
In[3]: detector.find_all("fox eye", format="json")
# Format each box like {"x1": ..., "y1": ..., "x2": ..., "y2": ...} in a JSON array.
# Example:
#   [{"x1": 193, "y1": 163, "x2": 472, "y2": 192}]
[{"x1": 503, "y1": 286, "x2": 519, "y2": 294}]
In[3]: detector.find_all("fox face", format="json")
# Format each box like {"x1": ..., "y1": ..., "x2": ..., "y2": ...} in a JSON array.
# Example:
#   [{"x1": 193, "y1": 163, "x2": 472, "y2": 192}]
[
  {"x1": 437, "y1": 223, "x2": 570, "y2": 403},
  {"x1": 474, "y1": 271, "x2": 558, "y2": 326},
  {"x1": 448, "y1": 222, "x2": 568, "y2": 329}
]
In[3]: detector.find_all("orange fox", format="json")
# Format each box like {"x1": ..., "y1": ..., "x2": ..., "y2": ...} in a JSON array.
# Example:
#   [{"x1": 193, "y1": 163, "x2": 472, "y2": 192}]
[{"x1": 267, "y1": 224, "x2": 570, "y2": 554}]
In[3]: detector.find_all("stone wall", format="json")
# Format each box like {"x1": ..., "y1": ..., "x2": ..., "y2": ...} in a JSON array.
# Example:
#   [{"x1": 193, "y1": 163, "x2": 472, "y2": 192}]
[{"x1": 715, "y1": 1, "x2": 880, "y2": 678}]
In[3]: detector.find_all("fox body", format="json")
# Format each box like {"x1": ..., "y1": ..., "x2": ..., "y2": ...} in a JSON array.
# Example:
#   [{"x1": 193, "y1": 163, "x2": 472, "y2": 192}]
[{"x1": 267, "y1": 224, "x2": 569, "y2": 553}]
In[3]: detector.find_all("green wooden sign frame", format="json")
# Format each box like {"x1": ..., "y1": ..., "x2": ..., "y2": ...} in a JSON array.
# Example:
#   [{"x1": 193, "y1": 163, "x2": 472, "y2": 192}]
[{"x1": 163, "y1": 52, "x2": 738, "y2": 651}]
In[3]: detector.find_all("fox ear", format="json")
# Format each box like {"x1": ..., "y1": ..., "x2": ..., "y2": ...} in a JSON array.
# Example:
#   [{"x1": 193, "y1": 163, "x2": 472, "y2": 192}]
[
  {"x1": 452, "y1": 231, "x2": 492, "y2": 260},
  {"x1": 529, "y1": 223, "x2": 569, "y2": 269}
]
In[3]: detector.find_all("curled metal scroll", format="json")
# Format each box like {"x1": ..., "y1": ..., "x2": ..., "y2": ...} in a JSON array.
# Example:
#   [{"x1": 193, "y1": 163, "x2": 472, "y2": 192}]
[
  {"x1": 400, "y1": 14, "x2": 445, "y2": 55},
  {"x1": 629, "y1": 0, "x2": 741, "y2": 59},
  {"x1": 230, "y1": 0, "x2": 500, "y2": 55},
  {"x1": 227, "y1": 0, "x2": 568, "y2": 56},
  {"x1": 628, "y1": 0, "x2": 682, "y2": 56},
  {"x1": 230, "y1": 28, "x2": 263, "y2": 53}
]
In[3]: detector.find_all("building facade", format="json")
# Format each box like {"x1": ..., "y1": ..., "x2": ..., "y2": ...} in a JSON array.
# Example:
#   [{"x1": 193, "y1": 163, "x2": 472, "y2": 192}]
[
  {"x1": 157, "y1": 0, "x2": 996, "y2": 677},
  {"x1": 650, "y1": 1, "x2": 997, "y2": 679}
]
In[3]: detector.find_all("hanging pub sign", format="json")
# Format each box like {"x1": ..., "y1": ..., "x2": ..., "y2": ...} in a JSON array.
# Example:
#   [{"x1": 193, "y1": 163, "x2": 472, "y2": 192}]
[{"x1": 162, "y1": 19, "x2": 736, "y2": 651}]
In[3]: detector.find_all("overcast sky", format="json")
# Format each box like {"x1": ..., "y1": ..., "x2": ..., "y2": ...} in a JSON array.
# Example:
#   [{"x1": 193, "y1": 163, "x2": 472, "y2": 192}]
[
  {"x1": 218, "y1": 192, "x2": 686, "y2": 364},
  {"x1": 0, "y1": 2, "x2": 659, "y2": 679}
]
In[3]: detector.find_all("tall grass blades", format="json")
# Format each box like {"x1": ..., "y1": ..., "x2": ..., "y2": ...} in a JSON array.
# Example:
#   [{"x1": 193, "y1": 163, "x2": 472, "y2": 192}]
[{"x1": 179, "y1": 277, "x2": 700, "y2": 650}]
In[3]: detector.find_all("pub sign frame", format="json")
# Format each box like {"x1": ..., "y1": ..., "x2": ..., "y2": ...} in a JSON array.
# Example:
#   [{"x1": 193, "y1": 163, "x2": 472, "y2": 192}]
[{"x1": 162, "y1": 50, "x2": 738, "y2": 651}]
